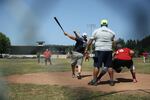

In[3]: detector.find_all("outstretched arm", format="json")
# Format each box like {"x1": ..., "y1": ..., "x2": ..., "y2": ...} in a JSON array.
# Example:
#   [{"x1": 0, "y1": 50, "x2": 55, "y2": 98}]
[{"x1": 64, "y1": 32, "x2": 76, "y2": 40}]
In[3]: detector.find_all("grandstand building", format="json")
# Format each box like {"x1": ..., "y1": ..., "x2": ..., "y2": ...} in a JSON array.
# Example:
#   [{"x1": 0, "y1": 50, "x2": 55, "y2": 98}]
[{"x1": 10, "y1": 45, "x2": 73, "y2": 55}]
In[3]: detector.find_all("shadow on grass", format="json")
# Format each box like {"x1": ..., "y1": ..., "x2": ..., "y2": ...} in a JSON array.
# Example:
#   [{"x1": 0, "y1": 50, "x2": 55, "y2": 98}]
[
  {"x1": 138, "y1": 89, "x2": 150, "y2": 94},
  {"x1": 8, "y1": 83, "x2": 150, "y2": 100},
  {"x1": 83, "y1": 89, "x2": 150, "y2": 100}
]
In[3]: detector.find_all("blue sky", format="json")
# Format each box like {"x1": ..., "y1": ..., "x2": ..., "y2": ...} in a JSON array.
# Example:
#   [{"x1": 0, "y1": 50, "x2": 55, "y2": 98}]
[{"x1": 0, "y1": 0, "x2": 150, "y2": 45}]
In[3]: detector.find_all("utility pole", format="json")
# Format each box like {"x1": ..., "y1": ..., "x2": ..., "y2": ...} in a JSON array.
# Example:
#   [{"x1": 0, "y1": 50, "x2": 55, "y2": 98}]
[
  {"x1": 87, "y1": 24, "x2": 96, "y2": 35},
  {"x1": 87, "y1": 24, "x2": 96, "y2": 54}
]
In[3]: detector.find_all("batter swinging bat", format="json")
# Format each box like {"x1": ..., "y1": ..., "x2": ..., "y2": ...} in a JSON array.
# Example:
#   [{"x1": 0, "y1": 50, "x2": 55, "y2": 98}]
[{"x1": 54, "y1": 17, "x2": 65, "y2": 33}]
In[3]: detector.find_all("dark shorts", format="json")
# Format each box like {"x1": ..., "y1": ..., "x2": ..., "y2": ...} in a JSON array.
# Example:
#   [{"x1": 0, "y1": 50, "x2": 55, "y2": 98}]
[
  {"x1": 112, "y1": 59, "x2": 133, "y2": 69},
  {"x1": 45, "y1": 57, "x2": 51, "y2": 62},
  {"x1": 93, "y1": 51, "x2": 112, "y2": 68}
]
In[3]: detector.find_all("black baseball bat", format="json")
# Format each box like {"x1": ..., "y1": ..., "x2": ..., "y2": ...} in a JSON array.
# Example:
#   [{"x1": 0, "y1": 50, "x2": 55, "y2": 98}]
[{"x1": 54, "y1": 17, "x2": 65, "y2": 33}]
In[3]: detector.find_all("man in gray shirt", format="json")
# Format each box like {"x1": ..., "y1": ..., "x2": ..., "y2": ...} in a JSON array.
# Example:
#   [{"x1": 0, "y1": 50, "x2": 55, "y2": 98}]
[{"x1": 85, "y1": 19, "x2": 115, "y2": 86}]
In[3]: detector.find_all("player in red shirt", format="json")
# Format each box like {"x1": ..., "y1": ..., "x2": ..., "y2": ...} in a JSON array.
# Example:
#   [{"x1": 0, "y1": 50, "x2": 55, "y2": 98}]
[
  {"x1": 43, "y1": 49, "x2": 52, "y2": 65},
  {"x1": 112, "y1": 44, "x2": 137, "y2": 83}
]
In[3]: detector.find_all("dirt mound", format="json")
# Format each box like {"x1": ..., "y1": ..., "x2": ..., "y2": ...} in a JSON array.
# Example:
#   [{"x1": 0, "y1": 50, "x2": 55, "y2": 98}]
[{"x1": 5, "y1": 71, "x2": 150, "y2": 93}]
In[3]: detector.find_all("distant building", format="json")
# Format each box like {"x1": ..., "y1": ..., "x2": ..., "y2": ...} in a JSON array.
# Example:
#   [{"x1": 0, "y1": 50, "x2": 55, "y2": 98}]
[
  {"x1": 36, "y1": 41, "x2": 45, "y2": 46},
  {"x1": 10, "y1": 45, "x2": 73, "y2": 55}
]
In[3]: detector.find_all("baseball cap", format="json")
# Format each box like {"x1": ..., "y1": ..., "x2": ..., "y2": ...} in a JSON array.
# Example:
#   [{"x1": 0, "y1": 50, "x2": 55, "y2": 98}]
[{"x1": 100, "y1": 19, "x2": 108, "y2": 26}]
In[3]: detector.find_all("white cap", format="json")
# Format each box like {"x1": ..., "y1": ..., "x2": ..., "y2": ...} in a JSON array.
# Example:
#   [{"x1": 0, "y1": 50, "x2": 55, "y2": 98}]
[{"x1": 82, "y1": 32, "x2": 87, "y2": 36}]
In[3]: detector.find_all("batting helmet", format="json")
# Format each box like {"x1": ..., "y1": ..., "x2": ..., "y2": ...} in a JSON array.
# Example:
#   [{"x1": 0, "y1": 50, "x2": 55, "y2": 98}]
[{"x1": 82, "y1": 32, "x2": 87, "y2": 37}]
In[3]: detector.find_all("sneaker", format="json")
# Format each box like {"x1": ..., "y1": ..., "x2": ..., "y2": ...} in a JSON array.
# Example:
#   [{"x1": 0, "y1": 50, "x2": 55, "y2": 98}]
[
  {"x1": 72, "y1": 74, "x2": 76, "y2": 78},
  {"x1": 133, "y1": 79, "x2": 137, "y2": 83},
  {"x1": 88, "y1": 79, "x2": 97, "y2": 85},
  {"x1": 93, "y1": 82, "x2": 98, "y2": 86},
  {"x1": 109, "y1": 80, "x2": 115, "y2": 86},
  {"x1": 77, "y1": 74, "x2": 82, "y2": 79},
  {"x1": 93, "y1": 79, "x2": 101, "y2": 86}
]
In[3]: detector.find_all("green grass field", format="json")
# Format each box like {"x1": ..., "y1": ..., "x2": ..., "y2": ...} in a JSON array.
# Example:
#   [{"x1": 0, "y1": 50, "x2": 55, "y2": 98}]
[
  {"x1": 7, "y1": 84, "x2": 150, "y2": 100},
  {"x1": 0, "y1": 58, "x2": 150, "y2": 100},
  {"x1": 0, "y1": 58, "x2": 150, "y2": 76}
]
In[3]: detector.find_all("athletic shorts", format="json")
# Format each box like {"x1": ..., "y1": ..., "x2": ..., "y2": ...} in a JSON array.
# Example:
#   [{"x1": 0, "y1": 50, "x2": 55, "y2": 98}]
[
  {"x1": 93, "y1": 51, "x2": 112, "y2": 68},
  {"x1": 45, "y1": 57, "x2": 51, "y2": 62},
  {"x1": 71, "y1": 51, "x2": 83, "y2": 67},
  {"x1": 112, "y1": 59, "x2": 133, "y2": 69}
]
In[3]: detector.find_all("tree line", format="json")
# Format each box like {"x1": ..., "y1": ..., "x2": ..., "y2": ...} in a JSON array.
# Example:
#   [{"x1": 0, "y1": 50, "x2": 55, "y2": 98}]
[
  {"x1": 0, "y1": 32, "x2": 11, "y2": 57},
  {"x1": 116, "y1": 36, "x2": 150, "y2": 56}
]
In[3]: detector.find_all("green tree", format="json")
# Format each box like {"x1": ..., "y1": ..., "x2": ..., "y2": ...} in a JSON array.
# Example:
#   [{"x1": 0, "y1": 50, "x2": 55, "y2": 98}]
[
  {"x1": 125, "y1": 39, "x2": 137, "y2": 49},
  {"x1": 117, "y1": 38, "x2": 126, "y2": 47},
  {"x1": 0, "y1": 32, "x2": 11, "y2": 56},
  {"x1": 140, "y1": 35, "x2": 150, "y2": 51},
  {"x1": 113, "y1": 38, "x2": 125, "y2": 50}
]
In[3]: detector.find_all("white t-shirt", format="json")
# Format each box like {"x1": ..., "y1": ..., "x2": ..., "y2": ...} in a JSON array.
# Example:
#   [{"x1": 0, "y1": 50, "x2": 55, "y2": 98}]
[{"x1": 91, "y1": 26, "x2": 115, "y2": 51}]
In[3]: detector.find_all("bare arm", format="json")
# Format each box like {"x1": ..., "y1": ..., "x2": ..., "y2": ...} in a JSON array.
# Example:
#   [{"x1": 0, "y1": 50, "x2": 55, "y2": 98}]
[
  {"x1": 85, "y1": 39, "x2": 93, "y2": 51},
  {"x1": 64, "y1": 32, "x2": 76, "y2": 40},
  {"x1": 130, "y1": 50, "x2": 134, "y2": 57},
  {"x1": 112, "y1": 40, "x2": 116, "y2": 49},
  {"x1": 112, "y1": 35, "x2": 116, "y2": 48}
]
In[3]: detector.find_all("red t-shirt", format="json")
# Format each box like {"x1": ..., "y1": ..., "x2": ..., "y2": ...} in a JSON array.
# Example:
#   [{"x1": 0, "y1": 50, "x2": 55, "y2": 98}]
[
  {"x1": 142, "y1": 52, "x2": 148, "y2": 58},
  {"x1": 114, "y1": 48, "x2": 132, "y2": 60},
  {"x1": 43, "y1": 51, "x2": 52, "y2": 58}
]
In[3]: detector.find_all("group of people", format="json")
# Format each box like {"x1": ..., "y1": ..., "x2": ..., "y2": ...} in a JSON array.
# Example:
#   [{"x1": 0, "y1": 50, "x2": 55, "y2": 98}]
[{"x1": 64, "y1": 19, "x2": 137, "y2": 86}]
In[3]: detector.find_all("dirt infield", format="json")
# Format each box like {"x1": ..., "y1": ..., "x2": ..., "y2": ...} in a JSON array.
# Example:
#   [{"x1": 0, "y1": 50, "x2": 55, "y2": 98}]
[{"x1": 5, "y1": 71, "x2": 150, "y2": 93}]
